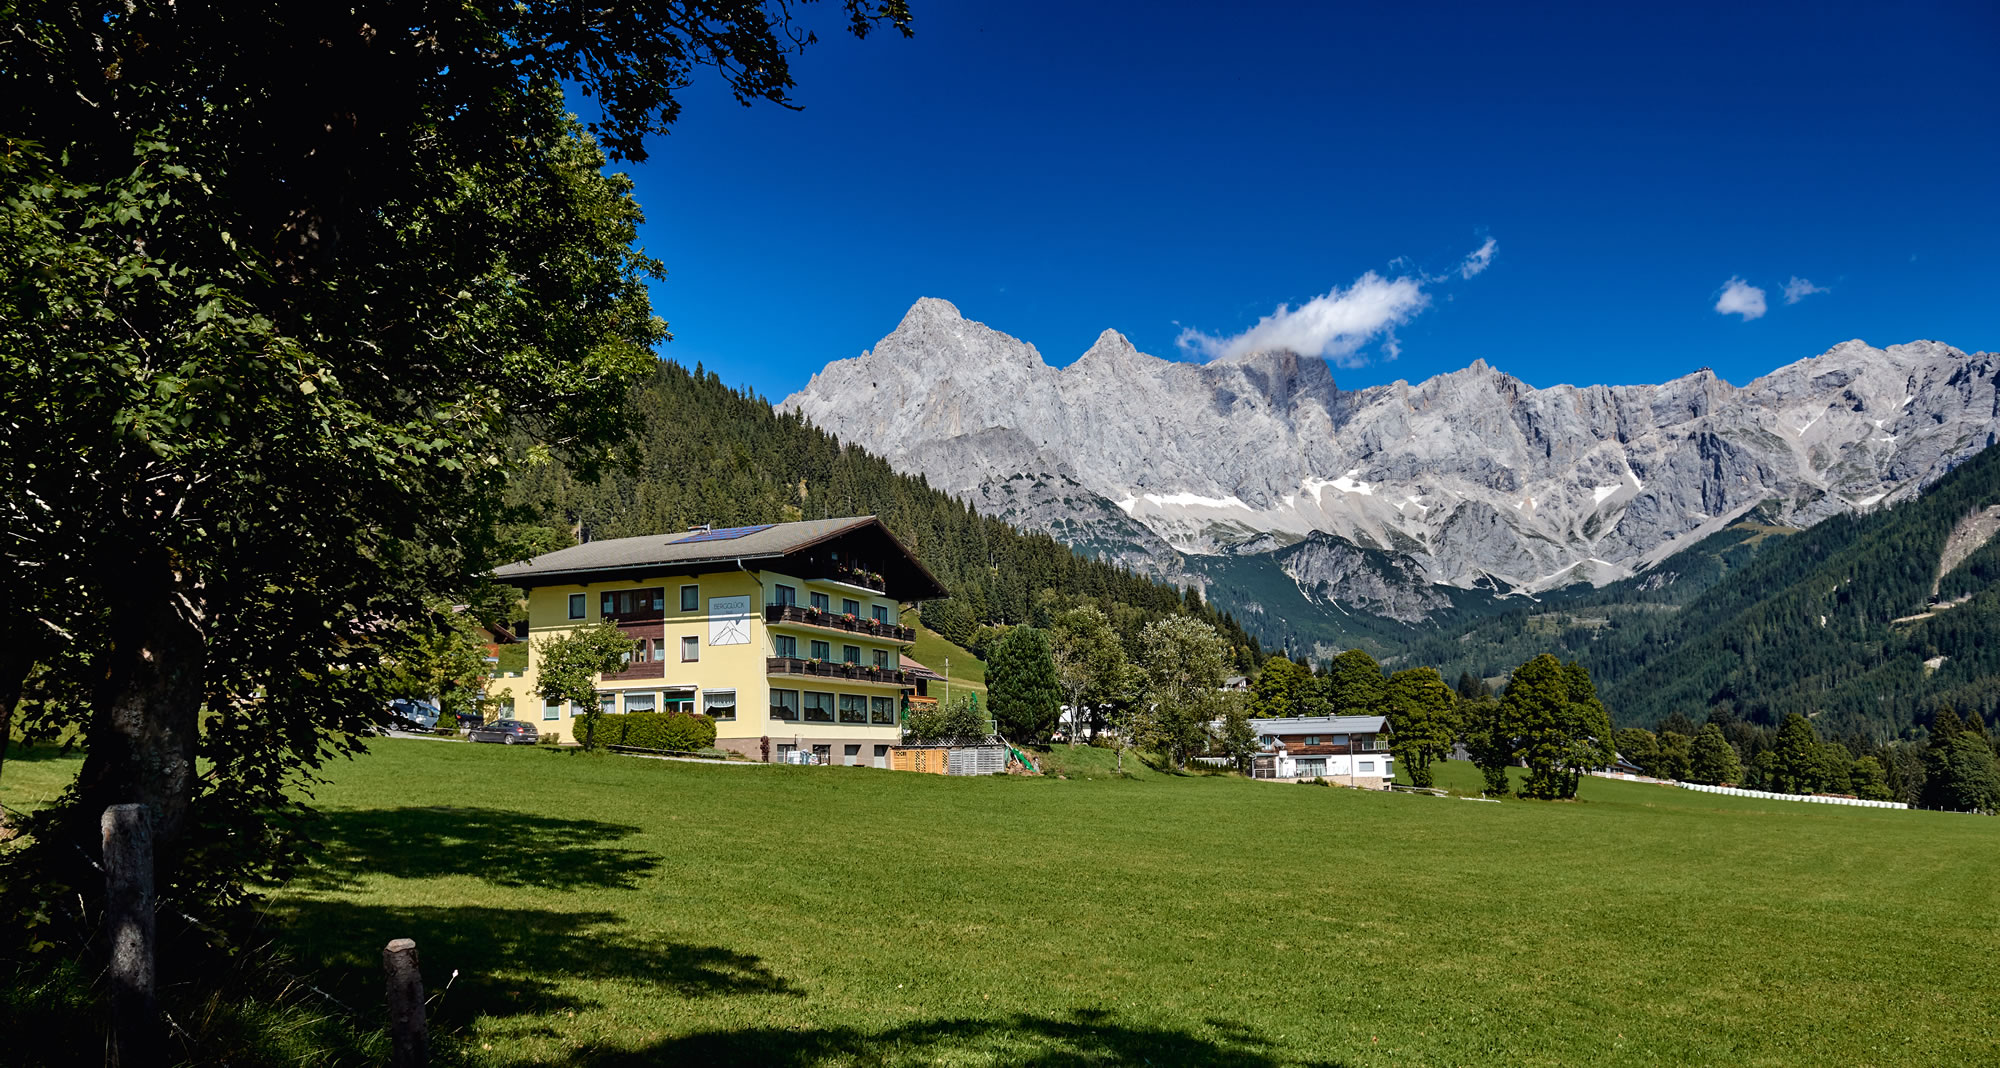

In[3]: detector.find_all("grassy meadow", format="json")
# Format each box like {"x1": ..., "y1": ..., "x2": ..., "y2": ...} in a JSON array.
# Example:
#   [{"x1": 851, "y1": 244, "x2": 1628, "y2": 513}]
[{"x1": 6, "y1": 738, "x2": 1996, "y2": 1065}]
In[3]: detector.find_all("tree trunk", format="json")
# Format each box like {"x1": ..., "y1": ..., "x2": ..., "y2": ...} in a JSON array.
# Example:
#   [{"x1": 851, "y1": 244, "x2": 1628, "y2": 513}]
[{"x1": 70, "y1": 551, "x2": 205, "y2": 865}]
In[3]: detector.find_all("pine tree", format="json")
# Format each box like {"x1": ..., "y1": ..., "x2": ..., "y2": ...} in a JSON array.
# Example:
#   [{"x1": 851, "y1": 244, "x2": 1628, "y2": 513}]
[{"x1": 987, "y1": 626, "x2": 1061, "y2": 744}]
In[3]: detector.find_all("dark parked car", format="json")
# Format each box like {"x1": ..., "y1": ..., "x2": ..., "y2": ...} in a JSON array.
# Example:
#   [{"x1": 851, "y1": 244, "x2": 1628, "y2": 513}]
[
  {"x1": 469, "y1": 719, "x2": 539, "y2": 745},
  {"x1": 386, "y1": 698, "x2": 441, "y2": 732},
  {"x1": 448, "y1": 710, "x2": 484, "y2": 731}
]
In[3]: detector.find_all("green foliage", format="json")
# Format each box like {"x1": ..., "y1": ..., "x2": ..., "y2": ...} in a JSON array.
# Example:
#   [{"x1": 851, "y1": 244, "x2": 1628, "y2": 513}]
[
  {"x1": 533, "y1": 624, "x2": 635, "y2": 750},
  {"x1": 1503, "y1": 655, "x2": 1612, "y2": 800},
  {"x1": 920, "y1": 599, "x2": 978, "y2": 648},
  {"x1": 904, "y1": 692, "x2": 986, "y2": 743},
  {"x1": 1324, "y1": 648, "x2": 1388, "y2": 716},
  {"x1": 1461, "y1": 696, "x2": 1513, "y2": 796},
  {"x1": 1249, "y1": 655, "x2": 1317, "y2": 719},
  {"x1": 1616, "y1": 727, "x2": 1659, "y2": 775},
  {"x1": 598, "y1": 712, "x2": 717, "y2": 753},
  {"x1": 1049, "y1": 605, "x2": 1129, "y2": 742},
  {"x1": 1849, "y1": 756, "x2": 1893, "y2": 801},
  {"x1": 1655, "y1": 732, "x2": 1693, "y2": 781},
  {"x1": 987, "y1": 626, "x2": 1061, "y2": 743},
  {"x1": 1772, "y1": 713, "x2": 1823, "y2": 795},
  {"x1": 1688, "y1": 724, "x2": 1742, "y2": 785},
  {"x1": 389, "y1": 601, "x2": 493, "y2": 722},
  {"x1": 1216, "y1": 703, "x2": 1261, "y2": 772},
  {"x1": 1923, "y1": 731, "x2": 2000, "y2": 812},
  {"x1": 1385, "y1": 667, "x2": 1457, "y2": 789},
  {"x1": 1136, "y1": 616, "x2": 1228, "y2": 769}
]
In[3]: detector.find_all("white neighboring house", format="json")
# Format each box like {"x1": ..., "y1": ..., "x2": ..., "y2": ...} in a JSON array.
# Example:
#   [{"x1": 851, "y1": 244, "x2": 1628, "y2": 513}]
[{"x1": 1246, "y1": 715, "x2": 1394, "y2": 787}]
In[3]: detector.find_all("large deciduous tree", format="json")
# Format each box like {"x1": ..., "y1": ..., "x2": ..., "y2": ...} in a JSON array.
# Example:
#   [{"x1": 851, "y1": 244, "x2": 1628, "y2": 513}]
[
  {"x1": 1, "y1": 0, "x2": 911, "y2": 937},
  {"x1": 1136, "y1": 616, "x2": 1228, "y2": 769},
  {"x1": 534, "y1": 623, "x2": 638, "y2": 750},
  {"x1": 1687, "y1": 723, "x2": 1742, "y2": 785},
  {"x1": 1503, "y1": 655, "x2": 1612, "y2": 800},
  {"x1": 1385, "y1": 667, "x2": 1457, "y2": 789},
  {"x1": 1323, "y1": 648, "x2": 1387, "y2": 716},
  {"x1": 1049, "y1": 605, "x2": 1127, "y2": 744}
]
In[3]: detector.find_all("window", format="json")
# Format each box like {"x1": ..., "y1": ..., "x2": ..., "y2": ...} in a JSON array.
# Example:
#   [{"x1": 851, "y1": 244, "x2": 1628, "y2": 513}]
[
  {"x1": 601, "y1": 587, "x2": 665, "y2": 618},
  {"x1": 811, "y1": 744, "x2": 831, "y2": 764},
  {"x1": 842, "y1": 645, "x2": 861, "y2": 665},
  {"x1": 873, "y1": 649, "x2": 890, "y2": 670},
  {"x1": 1359, "y1": 761, "x2": 1376, "y2": 774},
  {"x1": 844, "y1": 744, "x2": 861, "y2": 766},
  {"x1": 871, "y1": 696, "x2": 897, "y2": 725},
  {"x1": 496, "y1": 698, "x2": 515, "y2": 718},
  {"x1": 774, "y1": 584, "x2": 797, "y2": 606},
  {"x1": 803, "y1": 692, "x2": 835, "y2": 722},
  {"x1": 1304, "y1": 735, "x2": 1320, "y2": 745},
  {"x1": 809, "y1": 639, "x2": 831, "y2": 661},
  {"x1": 1329, "y1": 734, "x2": 1349, "y2": 747},
  {"x1": 704, "y1": 690, "x2": 737, "y2": 722},
  {"x1": 680, "y1": 585, "x2": 699, "y2": 612},
  {"x1": 810, "y1": 591, "x2": 831, "y2": 613},
  {"x1": 1297, "y1": 758, "x2": 1326, "y2": 777},
  {"x1": 598, "y1": 693, "x2": 618, "y2": 716},
  {"x1": 681, "y1": 635, "x2": 699, "y2": 662},
  {"x1": 652, "y1": 638, "x2": 667, "y2": 662},
  {"x1": 624, "y1": 692, "x2": 656, "y2": 714},
  {"x1": 838, "y1": 694, "x2": 868, "y2": 724},
  {"x1": 873, "y1": 605, "x2": 890, "y2": 624},
  {"x1": 770, "y1": 689, "x2": 800, "y2": 721},
  {"x1": 568, "y1": 593, "x2": 587, "y2": 620},
  {"x1": 775, "y1": 635, "x2": 797, "y2": 659},
  {"x1": 842, "y1": 598, "x2": 860, "y2": 617},
  {"x1": 776, "y1": 743, "x2": 795, "y2": 761},
  {"x1": 543, "y1": 699, "x2": 563, "y2": 721},
  {"x1": 663, "y1": 688, "x2": 696, "y2": 714}
]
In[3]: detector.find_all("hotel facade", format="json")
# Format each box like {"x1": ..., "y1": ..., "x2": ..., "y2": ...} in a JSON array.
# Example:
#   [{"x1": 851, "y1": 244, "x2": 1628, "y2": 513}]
[{"x1": 488, "y1": 516, "x2": 949, "y2": 765}]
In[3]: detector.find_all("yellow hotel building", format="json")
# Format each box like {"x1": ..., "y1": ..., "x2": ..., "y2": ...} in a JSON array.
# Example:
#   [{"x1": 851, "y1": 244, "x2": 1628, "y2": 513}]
[{"x1": 488, "y1": 516, "x2": 949, "y2": 765}]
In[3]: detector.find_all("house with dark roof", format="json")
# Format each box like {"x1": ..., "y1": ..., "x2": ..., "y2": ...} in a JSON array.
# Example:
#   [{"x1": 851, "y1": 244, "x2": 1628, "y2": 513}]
[
  {"x1": 489, "y1": 516, "x2": 949, "y2": 765},
  {"x1": 1242, "y1": 715, "x2": 1395, "y2": 786}
]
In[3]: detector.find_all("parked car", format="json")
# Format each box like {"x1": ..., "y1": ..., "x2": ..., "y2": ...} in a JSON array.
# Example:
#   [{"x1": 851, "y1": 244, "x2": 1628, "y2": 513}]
[
  {"x1": 386, "y1": 698, "x2": 441, "y2": 732},
  {"x1": 448, "y1": 710, "x2": 484, "y2": 731},
  {"x1": 469, "y1": 719, "x2": 539, "y2": 745}
]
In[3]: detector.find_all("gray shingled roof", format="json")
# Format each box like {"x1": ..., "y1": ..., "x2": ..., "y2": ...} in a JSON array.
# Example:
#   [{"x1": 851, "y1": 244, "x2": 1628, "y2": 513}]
[
  {"x1": 1246, "y1": 715, "x2": 1388, "y2": 734},
  {"x1": 494, "y1": 516, "x2": 877, "y2": 582}
]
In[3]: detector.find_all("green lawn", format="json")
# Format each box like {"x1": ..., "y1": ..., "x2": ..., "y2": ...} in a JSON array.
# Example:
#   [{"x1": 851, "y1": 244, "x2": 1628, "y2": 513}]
[
  {"x1": 907, "y1": 615, "x2": 986, "y2": 697},
  {"x1": 241, "y1": 740, "x2": 1998, "y2": 1066}
]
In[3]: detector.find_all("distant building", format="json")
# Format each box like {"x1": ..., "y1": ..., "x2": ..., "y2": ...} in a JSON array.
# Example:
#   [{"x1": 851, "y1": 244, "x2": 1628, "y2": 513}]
[
  {"x1": 1245, "y1": 715, "x2": 1394, "y2": 787},
  {"x1": 489, "y1": 516, "x2": 949, "y2": 766}
]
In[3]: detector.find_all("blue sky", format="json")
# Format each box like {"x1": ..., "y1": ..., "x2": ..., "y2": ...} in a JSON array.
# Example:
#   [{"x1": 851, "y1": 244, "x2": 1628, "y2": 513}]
[{"x1": 619, "y1": 0, "x2": 1997, "y2": 402}]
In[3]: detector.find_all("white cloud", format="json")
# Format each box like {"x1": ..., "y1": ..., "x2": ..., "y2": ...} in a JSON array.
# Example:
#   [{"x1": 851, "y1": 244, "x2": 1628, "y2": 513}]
[
  {"x1": 1176, "y1": 239, "x2": 1495, "y2": 367},
  {"x1": 1783, "y1": 276, "x2": 1829, "y2": 304},
  {"x1": 1459, "y1": 237, "x2": 1497, "y2": 278},
  {"x1": 1176, "y1": 272, "x2": 1429, "y2": 366},
  {"x1": 1714, "y1": 277, "x2": 1767, "y2": 321}
]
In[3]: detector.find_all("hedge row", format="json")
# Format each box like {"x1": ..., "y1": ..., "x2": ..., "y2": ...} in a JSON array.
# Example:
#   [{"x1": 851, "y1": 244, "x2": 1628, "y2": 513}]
[{"x1": 594, "y1": 711, "x2": 718, "y2": 752}]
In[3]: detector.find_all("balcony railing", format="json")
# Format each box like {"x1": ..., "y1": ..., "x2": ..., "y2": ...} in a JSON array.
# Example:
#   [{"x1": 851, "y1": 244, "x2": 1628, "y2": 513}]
[
  {"x1": 766, "y1": 656, "x2": 912, "y2": 686},
  {"x1": 764, "y1": 603, "x2": 914, "y2": 643},
  {"x1": 821, "y1": 564, "x2": 886, "y2": 593}
]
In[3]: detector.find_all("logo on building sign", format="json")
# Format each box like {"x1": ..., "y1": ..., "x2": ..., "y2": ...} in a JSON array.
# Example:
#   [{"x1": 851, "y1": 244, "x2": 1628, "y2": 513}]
[{"x1": 709, "y1": 595, "x2": 752, "y2": 645}]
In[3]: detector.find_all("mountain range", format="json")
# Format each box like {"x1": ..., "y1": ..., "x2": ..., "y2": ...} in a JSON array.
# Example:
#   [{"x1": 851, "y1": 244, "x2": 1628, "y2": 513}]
[{"x1": 782, "y1": 297, "x2": 2000, "y2": 653}]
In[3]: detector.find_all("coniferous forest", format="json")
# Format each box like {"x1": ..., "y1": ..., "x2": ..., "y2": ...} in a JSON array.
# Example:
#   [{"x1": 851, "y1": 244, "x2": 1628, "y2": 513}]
[{"x1": 506, "y1": 360, "x2": 1265, "y2": 669}]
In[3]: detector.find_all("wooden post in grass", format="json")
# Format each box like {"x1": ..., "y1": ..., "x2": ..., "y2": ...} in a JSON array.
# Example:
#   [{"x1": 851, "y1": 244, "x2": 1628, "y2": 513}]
[
  {"x1": 102, "y1": 804, "x2": 159, "y2": 1068},
  {"x1": 383, "y1": 938, "x2": 428, "y2": 1067}
]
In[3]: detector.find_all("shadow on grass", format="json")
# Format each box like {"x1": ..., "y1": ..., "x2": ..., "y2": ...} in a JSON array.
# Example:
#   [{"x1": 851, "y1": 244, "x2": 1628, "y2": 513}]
[
  {"x1": 273, "y1": 900, "x2": 800, "y2": 1029},
  {"x1": 527, "y1": 1008, "x2": 1347, "y2": 1067},
  {"x1": 296, "y1": 806, "x2": 659, "y2": 891}
]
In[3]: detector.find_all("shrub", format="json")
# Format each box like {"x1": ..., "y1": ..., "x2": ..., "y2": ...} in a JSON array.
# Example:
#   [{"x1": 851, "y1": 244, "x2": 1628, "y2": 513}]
[
  {"x1": 537, "y1": 730, "x2": 561, "y2": 745},
  {"x1": 605, "y1": 712, "x2": 717, "y2": 752}
]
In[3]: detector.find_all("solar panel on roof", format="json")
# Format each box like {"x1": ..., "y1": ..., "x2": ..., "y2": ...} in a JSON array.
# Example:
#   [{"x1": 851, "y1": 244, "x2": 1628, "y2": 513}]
[{"x1": 667, "y1": 524, "x2": 775, "y2": 545}]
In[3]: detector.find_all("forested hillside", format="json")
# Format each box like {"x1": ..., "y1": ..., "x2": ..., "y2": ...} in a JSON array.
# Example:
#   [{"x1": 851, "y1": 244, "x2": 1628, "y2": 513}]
[
  {"x1": 505, "y1": 361, "x2": 1264, "y2": 668},
  {"x1": 1411, "y1": 443, "x2": 2000, "y2": 738}
]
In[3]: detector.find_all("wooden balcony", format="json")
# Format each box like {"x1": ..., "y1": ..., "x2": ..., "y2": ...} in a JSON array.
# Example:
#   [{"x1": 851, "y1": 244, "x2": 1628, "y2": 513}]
[
  {"x1": 820, "y1": 564, "x2": 886, "y2": 593},
  {"x1": 766, "y1": 656, "x2": 912, "y2": 686},
  {"x1": 763, "y1": 603, "x2": 914, "y2": 643}
]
